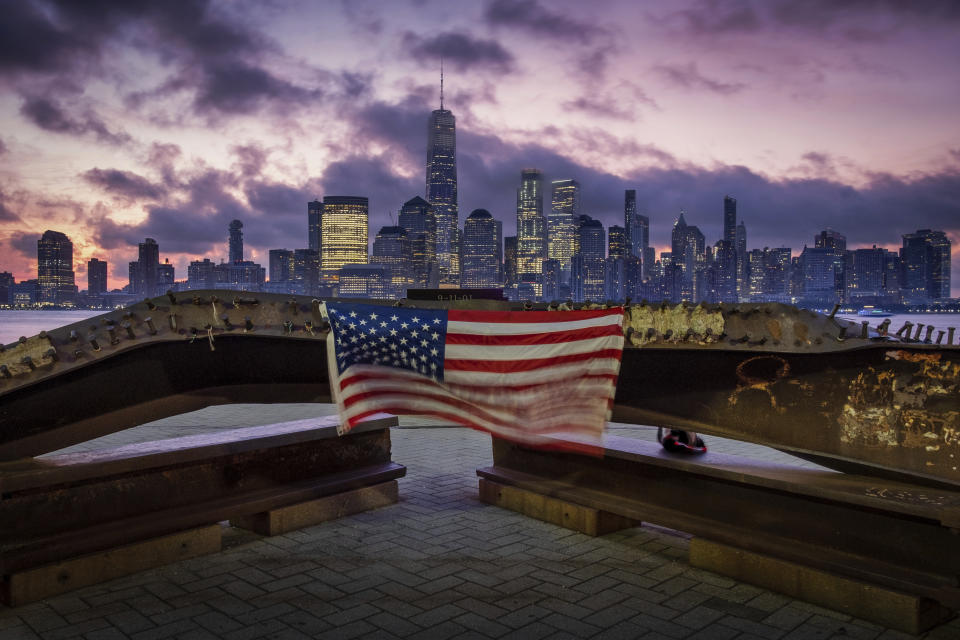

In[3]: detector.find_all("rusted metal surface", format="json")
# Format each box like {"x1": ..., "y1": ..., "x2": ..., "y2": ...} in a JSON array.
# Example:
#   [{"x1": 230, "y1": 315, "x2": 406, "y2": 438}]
[
  {"x1": 0, "y1": 416, "x2": 404, "y2": 575},
  {"x1": 1, "y1": 291, "x2": 958, "y2": 487},
  {"x1": 479, "y1": 435, "x2": 960, "y2": 609}
]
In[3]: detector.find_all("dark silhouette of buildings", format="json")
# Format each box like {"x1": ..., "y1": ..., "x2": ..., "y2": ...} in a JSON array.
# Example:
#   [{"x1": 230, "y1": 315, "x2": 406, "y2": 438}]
[
  {"x1": 87, "y1": 258, "x2": 107, "y2": 296},
  {"x1": 229, "y1": 220, "x2": 244, "y2": 264},
  {"x1": 308, "y1": 200, "x2": 322, "y2": 252}
]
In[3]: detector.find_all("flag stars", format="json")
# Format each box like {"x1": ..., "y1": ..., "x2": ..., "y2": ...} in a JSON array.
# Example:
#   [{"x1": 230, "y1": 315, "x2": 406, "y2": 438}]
[
  {"x1": 370, "y1": 313, "x2": 378, "y2": 320},
  {"x1": 431, "y1": 332, "x2": 439, "y2": 340}
]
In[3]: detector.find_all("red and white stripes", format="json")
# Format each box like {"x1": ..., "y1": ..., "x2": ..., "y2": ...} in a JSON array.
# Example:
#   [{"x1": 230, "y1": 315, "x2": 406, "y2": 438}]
[{"x1": 331, "y1": 307, "x2": 624, "y2": 452}]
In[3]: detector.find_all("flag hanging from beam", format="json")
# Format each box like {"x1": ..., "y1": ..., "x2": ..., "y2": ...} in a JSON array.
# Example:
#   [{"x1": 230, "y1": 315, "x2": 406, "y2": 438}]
[{"x1": 325, "y1": 302, "x2": 624, "y2": 453}]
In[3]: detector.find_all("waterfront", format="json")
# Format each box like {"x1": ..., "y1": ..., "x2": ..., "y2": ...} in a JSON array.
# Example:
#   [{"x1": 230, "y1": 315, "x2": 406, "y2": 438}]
[{"x1": 1, "y1": 309, "x2": 958, "y2": 347}]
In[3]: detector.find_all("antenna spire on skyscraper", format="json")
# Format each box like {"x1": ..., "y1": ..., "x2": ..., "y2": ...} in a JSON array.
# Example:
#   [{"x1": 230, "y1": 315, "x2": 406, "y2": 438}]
[{"x1": 440, "y1": 58, "x2": 444, "y2": 110}]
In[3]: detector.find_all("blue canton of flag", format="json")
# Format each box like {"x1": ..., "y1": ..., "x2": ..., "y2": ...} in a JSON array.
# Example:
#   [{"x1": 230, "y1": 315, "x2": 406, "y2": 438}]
[{"x1": 328, "y1": 303, "x2": 448, "y2": 382}]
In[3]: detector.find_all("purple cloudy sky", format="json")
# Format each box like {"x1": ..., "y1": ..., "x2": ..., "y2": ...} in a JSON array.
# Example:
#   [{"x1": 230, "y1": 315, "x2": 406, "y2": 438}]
[{"x1": 1, "y1": 0, "x2": 958, "y2": 294}]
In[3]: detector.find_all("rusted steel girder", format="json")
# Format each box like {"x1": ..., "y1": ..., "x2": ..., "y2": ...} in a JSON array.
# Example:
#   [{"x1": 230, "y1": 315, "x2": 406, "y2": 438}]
[
  {"x1": 0, "y1": 416, "x2": 403, "y2": 578},
  {"x1": 479, "y1": 436, "x2": 960, "y2": 611},
  {"x1": 0, "y1": 292, "x2": 957, "y2": 488}
]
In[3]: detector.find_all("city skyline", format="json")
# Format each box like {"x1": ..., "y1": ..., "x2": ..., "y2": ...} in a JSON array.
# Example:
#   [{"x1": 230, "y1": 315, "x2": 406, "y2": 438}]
[{"x1": 0, "y1": 1, "x2": 958, "y2": 295}]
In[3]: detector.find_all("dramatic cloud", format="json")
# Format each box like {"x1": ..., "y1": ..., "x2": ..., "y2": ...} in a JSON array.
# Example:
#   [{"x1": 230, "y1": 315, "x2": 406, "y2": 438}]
[
  {"x1": 563, "y1": 96, "x2": 637, "y2": 121},
  {"x1": 81, "y1": 169, "x2": 166, "y2": 202},
  {"x1": 653, "y1": 62, "x2": 747, "y2": 95},
  {"x1": 484, "y1": 0, "x2": 606, "y2": 44},
  {"x1": 661, "y1": 0, "x2": 960, "y2": 39},
  {"x1": 192, "y1": 62, "x2": 324, "y2": 116},
  {"x1": 0, "y1": 2, "x2": 92, "y2": 75},
  {"x1": 19, "y1": 96, "x2": 131, "y2": 145},
  {"x1": 0, "y1": 190, "x2": 22, "y2": 222},
  {"x1": 403, "y1": 32, "x2": 515, "y2": 73}
]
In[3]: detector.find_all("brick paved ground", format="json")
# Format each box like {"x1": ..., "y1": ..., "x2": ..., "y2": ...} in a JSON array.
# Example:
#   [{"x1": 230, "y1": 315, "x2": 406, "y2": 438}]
[{"x1": 1, "y1": 405, "x2": 957, "y2": 639}]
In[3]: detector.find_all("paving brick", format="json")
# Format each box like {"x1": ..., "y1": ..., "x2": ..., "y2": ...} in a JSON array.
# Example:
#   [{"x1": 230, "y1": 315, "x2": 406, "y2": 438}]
[
  {"x1": 5, "y1": 412, "x2": 957, "y2": 640},
  {"x1": 106, "y1": 609, "x2": 155, "y2": 635},
  {"x1": 453, "y1": 612, "x2": 511, "y2": 638}
]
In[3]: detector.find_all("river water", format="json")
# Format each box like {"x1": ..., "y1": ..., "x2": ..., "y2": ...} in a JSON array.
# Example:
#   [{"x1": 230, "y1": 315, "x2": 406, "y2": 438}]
[{"x1": 2, "y1": 309, "x2": 959, "y2": 347}]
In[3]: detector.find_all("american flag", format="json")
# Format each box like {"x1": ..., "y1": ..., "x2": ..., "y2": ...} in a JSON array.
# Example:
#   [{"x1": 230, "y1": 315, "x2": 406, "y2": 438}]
[{"x1": 325, "y1": 302, "x2": 624, "y2": 452}]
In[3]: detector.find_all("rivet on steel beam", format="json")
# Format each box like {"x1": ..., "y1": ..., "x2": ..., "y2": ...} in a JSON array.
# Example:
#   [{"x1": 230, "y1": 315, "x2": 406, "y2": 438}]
[
  {"x1": 88, "y1": 335, "x2": 101, "y2": 352},
  {"x1": 646, "y1": 328, "x2": 657, "y2": 340},
  {"x1": 123, "y1": 322, "x2": 136, "y2": 339},
  {"x1": 167, "y1": 290, "x2": 177, "y2": 305},
  {"x1": 73, "y1": 349, "x2": 84, "y2": 359},
  {"x1": 837, "y1": 326, "x2": 847, "y2": 341},
  {"x1": 169, "y1": 314, "x2": 178, "y2": 331},
  {"x1": 896, "y1": 322, "x2": 912, "y2": 337},
  {"x1": 21, "y1": 356, "x2": 35, "y2": 370},
  {"x1": 145, "y1": 298, "x2": 156, "y2": 310},
  {"x1": 878, "y1": 319, "x2": 891, "y2": 336},
  {"x1": 924, "y1": 325, "x2": 934, "y2": 343},
  {"x1": 936, "y1": 330, "x2": 945, "y2": 345},
  {"x1": 70, "y1": 330, "x2": 79, "y2": 342},
  {"x1": 0, "y1": 364, "x2": 11, "y2": 378},
  {"x1": 220, "y1": 314, "x2": 233, "y2": 330},
  {"x1": 244, "y1": 316, "x2": 254, "y2": 332},
  {"x1": 44, "y1": 347, "x2": 59, "y2": 362},
  {"x1": 949, "y1": 327, "x2": 956, "y2": 345},
  {"x1": 663, "y1": 329, "x2": 673, "y2": 340},
  {"x1": 913, "y1": 323, "x2": 924, "y2": 341},
  {"x1": 145, "y1": 317, "x2": 157, "y2": 335},
  {"x1": 106, "y1": 323, "x2": 119, "y2": 345},
  {"x1": 860, "y1": 321, "x2": 869, "y2": 339}
]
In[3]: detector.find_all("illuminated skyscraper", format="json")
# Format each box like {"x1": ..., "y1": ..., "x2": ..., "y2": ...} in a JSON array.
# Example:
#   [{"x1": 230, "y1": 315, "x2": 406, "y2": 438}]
[
  {"x1": 88, "y1": 258, "x2": 107, "y2": 296},
  {"x1": 321, "y1": 196, "x2": 368, "y2": 284},
  {"x1": 901, "y1": 229, "x2": 951, "y2": 301},
  {"x1": 307, "y1": 200, "x2": 322, "y2": 252},
  {"x1": 462, "y1": 209, "x2": 500, "y2": 288},
  {"x1": 548, "y1": 179, "x2": 579, "y2": 282},
  {"x1": 398, "y1": 196, "x2": 438, "y2": 288},
  {"x1": 229, "y1": 220, "x2": 244, "y2": 264},
  {"x1": 426, "y1": 67, "x2": 458, "y2": 285},
  {"x1": 37, "y1": 230, "x2": 76, "y2": 305},
  {"x1": 608, "y1": 225, "x2": 627, "y2": 259},
  {"x1": 516, "y1": 169, "x2": 546, "y2": 295}
]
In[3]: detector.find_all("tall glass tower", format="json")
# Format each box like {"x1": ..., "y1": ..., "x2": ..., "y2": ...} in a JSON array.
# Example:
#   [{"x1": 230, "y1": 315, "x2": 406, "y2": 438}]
[
  {"x1": 516, "y1": 168, "x2": 546, "y2": 295},
  {"x1": 548, "y1": 179, "x2": 579, "y2": 283},
  {"x1": 229, "y1": 220, "x2": 244, "y2": 264},
  {"x1": 37, "y1": 230, "x2": 76, "y2": 305},
  {"x1": 426, "y1": 67, "x2": 458, "y2": 286}
]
